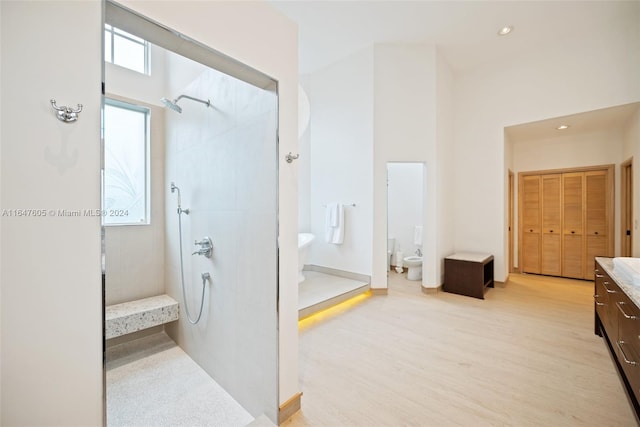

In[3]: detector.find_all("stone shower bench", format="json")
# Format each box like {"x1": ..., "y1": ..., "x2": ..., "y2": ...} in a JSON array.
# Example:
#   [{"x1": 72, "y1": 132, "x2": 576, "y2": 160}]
[{"x1": 105, "y1": 295, "x2": 179, "y2": 339}]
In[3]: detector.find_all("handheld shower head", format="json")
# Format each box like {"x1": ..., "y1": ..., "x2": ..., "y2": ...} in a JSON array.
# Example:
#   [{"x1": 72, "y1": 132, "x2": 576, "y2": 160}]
[
  {"x1": 170, "y1": 182, "x2": 190, "y2": 215},
  {"x1": 171, "y1": 181, "x2": 181, "y2": 206}
]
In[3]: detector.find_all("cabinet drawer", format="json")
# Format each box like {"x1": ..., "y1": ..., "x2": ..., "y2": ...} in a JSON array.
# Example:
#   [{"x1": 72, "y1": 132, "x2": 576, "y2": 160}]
[
  {"x1": 601, "y1": 273, "x2": 621, "y2": 337},
  {"x1": 594, "y1": 276, "x2": 609, "y2": 327},
  {"x1": 617, "y1": 292, "x2": 640, "y2": 401}
]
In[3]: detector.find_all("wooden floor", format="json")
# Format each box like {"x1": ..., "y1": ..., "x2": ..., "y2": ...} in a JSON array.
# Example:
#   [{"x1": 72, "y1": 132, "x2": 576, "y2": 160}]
[{"x1": 285, "y1": 272, "x2": 637, "y2": 426}]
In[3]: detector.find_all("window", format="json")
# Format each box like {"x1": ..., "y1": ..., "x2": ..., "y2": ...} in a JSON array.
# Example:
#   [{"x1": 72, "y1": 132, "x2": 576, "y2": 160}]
[
  {"x1": 104, "y1": 24, "x2": 150, "y2": 75},
  {"x1": 103, "y1": 99, "x2": 150, "y2": 225}
]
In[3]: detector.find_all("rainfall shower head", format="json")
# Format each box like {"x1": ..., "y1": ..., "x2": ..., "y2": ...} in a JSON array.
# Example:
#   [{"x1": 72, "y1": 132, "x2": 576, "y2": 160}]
[
  {"x1": 161, "y1": 97, "x2": 182, "y2": 113},
  {"x1": 161, "y1": 94, "x2": 211, "y2": 114}
]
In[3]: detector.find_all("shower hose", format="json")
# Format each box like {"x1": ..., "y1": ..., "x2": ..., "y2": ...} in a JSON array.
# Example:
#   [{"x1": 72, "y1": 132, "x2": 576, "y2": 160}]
[{"x1": 177, "y1": 209, "x2": 207, "y2": 324}]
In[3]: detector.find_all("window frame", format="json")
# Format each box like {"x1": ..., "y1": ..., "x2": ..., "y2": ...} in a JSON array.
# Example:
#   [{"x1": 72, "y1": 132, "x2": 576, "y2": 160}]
[
  {"x1": 102, "y1": 97, "x2": 151, "y2": 227},
  {"x1": 104, "y1": 24, "x2": 151, "y2": 75}
]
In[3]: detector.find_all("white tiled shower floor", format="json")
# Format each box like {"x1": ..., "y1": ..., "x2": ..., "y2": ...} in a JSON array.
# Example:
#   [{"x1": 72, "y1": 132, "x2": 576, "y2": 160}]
[{"x1": 106, "y1": 333, "x2": 255, "y2": 427}]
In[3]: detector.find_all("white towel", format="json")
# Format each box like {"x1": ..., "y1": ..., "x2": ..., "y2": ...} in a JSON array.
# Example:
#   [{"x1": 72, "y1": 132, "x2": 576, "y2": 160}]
[
  {"x1": 329, "y1": 203, "x2": 339, "y2": 226},
  {"x1": 332, "y1": 204, "x2": 344, "y2": 244},
  {"x1": 325, "y1": 203, "x2": 338, "y2": 242},
  {"x1": 325, "y1": 203, "x2": 344, "y2": 244},
  {"x1": 414, "y1": 225, "x2": 423, "y2": 246}
]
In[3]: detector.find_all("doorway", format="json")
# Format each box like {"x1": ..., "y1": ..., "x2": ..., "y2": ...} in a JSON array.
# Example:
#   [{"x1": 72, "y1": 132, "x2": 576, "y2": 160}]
[
  {"x1": 103, "y1": 1, "x2": 280, "y2": 424},
  {"x1": 386, "y1": 162, "x2": 425, "y2": 286}
]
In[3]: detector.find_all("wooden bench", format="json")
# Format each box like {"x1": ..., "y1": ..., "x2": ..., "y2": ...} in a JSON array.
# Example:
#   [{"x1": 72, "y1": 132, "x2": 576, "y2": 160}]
[
  {"x1": 444, "y1": 252, "x2": 494, "y2": 299},
  {"x1": 105, "y1": 295, "x2": 179, "y2": 339}
]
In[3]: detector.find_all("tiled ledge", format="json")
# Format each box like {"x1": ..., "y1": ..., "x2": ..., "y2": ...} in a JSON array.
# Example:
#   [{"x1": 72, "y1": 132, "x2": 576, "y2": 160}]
[{"x1": 106, "y1": 295, "x2": 179, "y2": 340}]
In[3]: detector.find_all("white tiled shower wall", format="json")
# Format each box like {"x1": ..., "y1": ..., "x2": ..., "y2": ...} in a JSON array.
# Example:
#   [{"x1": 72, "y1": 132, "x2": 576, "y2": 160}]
[{"x1": 163, "y1": 64, "x2": 279, "y2": 421}]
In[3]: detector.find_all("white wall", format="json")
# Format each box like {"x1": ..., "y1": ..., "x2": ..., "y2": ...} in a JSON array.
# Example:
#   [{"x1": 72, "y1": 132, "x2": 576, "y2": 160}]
[
  {"x1": 1, "y1": 2, "x2": 103, "y2": 424},
  {"x1": 454, "y1": 18, "x2": 640, "y2": 282},
  {"x1": 298, "y1": 78, "x2": 312, "y2": 233},
  {"x1": 511, "y1": 128, "x2": 625, "y2": 266},
  {"x1": 0, "y1": 1, "x2": 3, "y2": 413},
  {"x1": 513, "y1": 130, "x2": 625, "y2": 173},
  {"x1": 435, "y1": 48, "x2": 455, "y2": 284},
  {"x1": 306, "y1": 46, "x2": 374, "y2": 276},
  {"x1": 304, "y1": 44, "x2": 454, "y2": 288},
  {"x1": 373, "y1": 44, "x2": 437, "y2": 289},
  {"x1": 623, "y1": 108, "x2": 640, "y2": 256},
  {"x1": 387, "y1": 163, "x2": 424, "y2": 265}
]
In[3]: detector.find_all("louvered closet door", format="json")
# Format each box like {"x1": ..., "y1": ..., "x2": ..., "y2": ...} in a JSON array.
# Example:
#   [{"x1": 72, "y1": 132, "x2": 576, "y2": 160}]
[
  {"x1": 585, "y1": 170, "x2": 609, "y2": 278},
  {"x1": 522, "y1": 175, "x2": 541, "y2": 274},
  {"x1": 562, "y1": 172, "x2": 585, "y2": 279},
  {"x1": 541, "y1": 174, "x2": 562, "y2": 276}
]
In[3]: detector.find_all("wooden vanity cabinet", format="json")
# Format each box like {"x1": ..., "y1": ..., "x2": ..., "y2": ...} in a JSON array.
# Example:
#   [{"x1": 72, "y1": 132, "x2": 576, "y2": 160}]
[
  {"x1": 595, "y1": 258, "x2": 640, "y2": 420},
  {"x1": 616, "y1": 290, "x2": 640, "y2": 397}
]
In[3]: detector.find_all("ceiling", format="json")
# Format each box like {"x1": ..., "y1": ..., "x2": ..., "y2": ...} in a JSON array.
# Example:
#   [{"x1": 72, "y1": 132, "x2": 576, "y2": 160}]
[
  {"x1": 505, "y1": 103, "x2": 640, "y2": 143},
  {"x1": 270, "y1": 1, "x2": 639, "y2": 141},
  {"x1": 269, "y1": 1, "x2": 639, "y2": 75}
]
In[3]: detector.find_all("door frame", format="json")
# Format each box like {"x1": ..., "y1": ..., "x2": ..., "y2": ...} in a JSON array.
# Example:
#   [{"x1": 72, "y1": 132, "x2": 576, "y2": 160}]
[
  {"x1": 621, "y1": 157, "x2": 633, "y2": 257},
  {"x1": 508, "y1": 170, "x2": 514, "y2": 274},
  {"x1": 104, "y1": 1, "x2": 282, "y2": 423}
]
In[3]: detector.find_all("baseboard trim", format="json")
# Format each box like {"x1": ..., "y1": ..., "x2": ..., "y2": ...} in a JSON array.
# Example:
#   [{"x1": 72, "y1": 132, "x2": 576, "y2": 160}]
[
  {"x1": 304, "y1": 265, "x2": 370, "y2": 283},
  {"x1": 421, "y1": 285, "x2": 442, "y2": 295},
  {"x1": 495, "y1": 279, "x2": 507, "y2": 288},
  {"x1": 370, "y1": 288, "x2": 388, "y2": 295},
  {"x1": 278, "y1": 392, "x2": 302, "y2": 425}
]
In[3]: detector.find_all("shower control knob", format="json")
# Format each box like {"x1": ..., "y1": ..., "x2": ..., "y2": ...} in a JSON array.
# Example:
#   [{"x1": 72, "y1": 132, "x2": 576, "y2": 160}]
[
  {"x1": 195, "y1": 238, "x2": 212, "y2": 247},
  {"x1": 192, "y1": 237, "x2": 213, "y2": 258}
]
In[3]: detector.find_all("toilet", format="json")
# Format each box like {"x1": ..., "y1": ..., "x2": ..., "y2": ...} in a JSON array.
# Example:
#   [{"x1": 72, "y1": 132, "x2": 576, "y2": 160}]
[
  {"x1": 403, "y1": 225, "x2": 423, "y2": 280},
  {"x1": 387, "y1": 237, "x2": 395, "y2": 272},
  {"x1": 403, "y1": 255, "x2": 422, "y2": 281}
]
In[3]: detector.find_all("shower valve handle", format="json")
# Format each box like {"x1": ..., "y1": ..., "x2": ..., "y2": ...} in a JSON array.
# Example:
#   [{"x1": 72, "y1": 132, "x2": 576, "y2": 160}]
[
  {"x1": 192, "y1": 237, "x2": 213, "y2": 258},
  {"x1": 195, "y1": 238, "x2": 211, "y2": 247}
]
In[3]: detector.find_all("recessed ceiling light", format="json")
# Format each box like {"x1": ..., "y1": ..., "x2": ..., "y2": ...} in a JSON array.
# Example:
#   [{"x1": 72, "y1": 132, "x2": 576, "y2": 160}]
[
  {"x1": 498, "y1": 26, "x2": 513, "y2": 36},
  {"x1": 556, "y1": 124, "x2": 570, "y2": 130}
]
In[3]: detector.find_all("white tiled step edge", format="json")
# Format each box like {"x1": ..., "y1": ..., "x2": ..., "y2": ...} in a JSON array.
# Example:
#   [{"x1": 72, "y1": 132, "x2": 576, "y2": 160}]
[{"x1": 106, "y1": 295, "x2": 179, "y2": 340}]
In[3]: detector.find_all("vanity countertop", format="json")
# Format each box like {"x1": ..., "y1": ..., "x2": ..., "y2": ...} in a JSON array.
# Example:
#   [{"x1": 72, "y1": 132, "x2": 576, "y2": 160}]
[{"x1": 596, "y1": 257, "x2": 640, "y2": 308}]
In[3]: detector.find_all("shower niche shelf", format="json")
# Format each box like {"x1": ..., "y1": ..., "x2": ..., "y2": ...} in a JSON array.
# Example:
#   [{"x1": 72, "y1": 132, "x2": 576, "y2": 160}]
[{"x1": 106, "y1": 294, "x2": 179, "y2": 339}]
